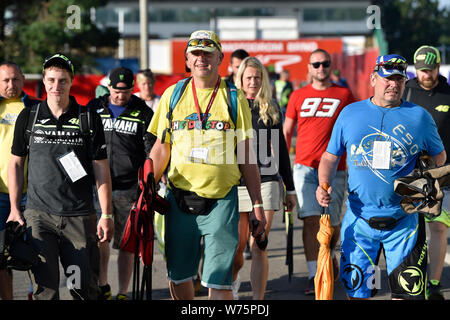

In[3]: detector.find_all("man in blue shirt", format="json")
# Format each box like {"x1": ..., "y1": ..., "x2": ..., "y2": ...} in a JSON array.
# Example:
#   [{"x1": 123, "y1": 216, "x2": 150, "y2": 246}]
[{"x1": 316, "y1": 54, "x2": 446, "y2": 300}]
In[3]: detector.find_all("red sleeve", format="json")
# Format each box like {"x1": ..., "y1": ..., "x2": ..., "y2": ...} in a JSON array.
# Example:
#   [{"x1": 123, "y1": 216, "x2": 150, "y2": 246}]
[
  {"x1": 285, "y1": 89, "x2": 299, "y2": 120},
  {"x1": 345, "y1": 88, "x2": 356, "y2": 106}
]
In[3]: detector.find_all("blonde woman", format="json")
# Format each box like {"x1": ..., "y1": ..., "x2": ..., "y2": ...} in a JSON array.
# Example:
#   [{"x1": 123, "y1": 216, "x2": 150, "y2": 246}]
[
  {"x1": 233, "y1": 57, "x2": 297, "y2": 299},
  {"x1": 135, "y1": 69, "x2": 160, "y2": 111}
]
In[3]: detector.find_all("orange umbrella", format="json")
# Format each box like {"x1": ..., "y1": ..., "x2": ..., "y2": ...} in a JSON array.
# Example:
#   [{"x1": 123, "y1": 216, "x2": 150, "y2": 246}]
[{"x1": 315, "y1": 183, "x2": 335, "y2": 300}]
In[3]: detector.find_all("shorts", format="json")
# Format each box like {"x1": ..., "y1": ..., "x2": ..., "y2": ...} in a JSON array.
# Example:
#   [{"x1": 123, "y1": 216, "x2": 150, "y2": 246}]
[
  {"x1": 425, "y1": 188, "x2": 450, "y2": 227},
  {"x1": 0, "y1": 193, "x2": 26, "y2": 253},
  {"x1": 238, "y1": 180, "x2": 282, "y2": 212},
  {"x1": 24, "y1": 208, "x2": 99, "y2": 300},
  {"x1": 340, "y1": 209, "x2": 427, "y2": 299},
  {"x1": 293, "y1": 164, "x2": 346, "y2": 226},
  {"x1": 94, "y1": 187, "x2": 137, "y2": 249},
  {"x1": 165, "y1": 186, "x2": 239, "y2": 289}
]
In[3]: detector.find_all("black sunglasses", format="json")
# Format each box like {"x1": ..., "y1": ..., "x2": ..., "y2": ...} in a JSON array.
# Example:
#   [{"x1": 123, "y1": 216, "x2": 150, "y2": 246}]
[{"x1": 310, "y1": 61, "x2": 331, "y2": 69}]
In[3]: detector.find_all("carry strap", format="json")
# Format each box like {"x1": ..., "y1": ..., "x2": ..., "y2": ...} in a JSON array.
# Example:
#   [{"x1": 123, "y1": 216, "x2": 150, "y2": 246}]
[
  {"x1": 405, "y1": 86, "x2": 412, "y2": 102},
  {"x1": 78, "y1": 107, "x2": 93, "y2": 162},
  {"x1": 161, "y1": 77, "x2": 192, "y2": 143},
  {"x1": 25, "y1": 103, "x2": 41, "y2": 149},
  {"x1": 224, "y1": 79, "x2": 238, "y2": 127}
]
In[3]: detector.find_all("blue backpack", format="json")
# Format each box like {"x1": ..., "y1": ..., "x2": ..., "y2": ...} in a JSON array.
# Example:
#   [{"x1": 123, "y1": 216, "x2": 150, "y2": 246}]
[{"x1": 161, "y1": 77, "x2": 238, "y2": 143}]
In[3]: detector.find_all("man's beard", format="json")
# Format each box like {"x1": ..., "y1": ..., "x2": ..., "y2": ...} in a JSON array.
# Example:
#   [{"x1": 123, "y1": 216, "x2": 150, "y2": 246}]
[
  {"x1": 312, "y1": 74, "x2": 330, "y2": 82},
  {"x1": 419, "y1": 78, "x2": 438, "y2": 90}
]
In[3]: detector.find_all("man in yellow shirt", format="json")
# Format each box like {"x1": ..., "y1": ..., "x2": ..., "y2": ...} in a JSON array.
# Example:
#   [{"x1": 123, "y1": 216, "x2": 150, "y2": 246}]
[
  {"x1": 148, "y1": 30, "x2": 265, "y2": 300},
  {"x1": 0, "y1": 61, "x2": 39, "y2": 299}
]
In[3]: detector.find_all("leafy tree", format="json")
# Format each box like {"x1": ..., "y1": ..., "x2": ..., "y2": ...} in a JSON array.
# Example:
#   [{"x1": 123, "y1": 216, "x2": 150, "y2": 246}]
[
  {"x1": 372, "y1": 0, "x2": 449, "y2": 63},
  {"x1": 0, "y1": 0, "x2": 119, "y2": 73}
]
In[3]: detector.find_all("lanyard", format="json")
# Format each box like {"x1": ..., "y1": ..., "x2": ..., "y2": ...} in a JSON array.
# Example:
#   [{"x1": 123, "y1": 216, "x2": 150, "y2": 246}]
[{"x1": 191, "y1": 76, "x2": 221, "y2": 126}]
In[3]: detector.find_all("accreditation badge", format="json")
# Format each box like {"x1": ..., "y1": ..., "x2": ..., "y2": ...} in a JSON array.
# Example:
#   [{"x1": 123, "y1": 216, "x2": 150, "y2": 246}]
[
  {"x1": 57, "y1": 150, "x2": 88, "y2": 182},
  {"x1": 372, "y1": 140, "x2": 392, "y2": 170},
  {"x1": 189, "y1": 147, "x2": 209, "y2": 163}
]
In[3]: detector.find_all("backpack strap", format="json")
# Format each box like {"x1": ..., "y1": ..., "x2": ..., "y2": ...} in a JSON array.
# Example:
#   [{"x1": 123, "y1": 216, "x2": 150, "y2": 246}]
[
  {"x1": 78, "y1": 107, "x2": 91, "y2": 137},
  {"x1": 25, "y1": 103, "x2": 41, "y2": 149},
  {"x1": 161, "y1": 77, "x2": 238, "y2": 143},
  {"x1": 161, "y1": 77, "x2": 191, "y2": 144},
  {"x1": 224, "y1": 79, "x2": 238, "y2": 126},
  {"x1": 405, "y1": 86, "x2": 412, "y2": 102},
  {"x1": 78, "y1": 106, "x2": 93, "y2": 162}
]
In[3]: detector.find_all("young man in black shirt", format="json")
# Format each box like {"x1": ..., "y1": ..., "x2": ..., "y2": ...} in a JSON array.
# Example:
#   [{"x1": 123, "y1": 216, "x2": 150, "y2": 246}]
[{"x1": 7, "y1": 53, "x2": 113, "y2": 300}]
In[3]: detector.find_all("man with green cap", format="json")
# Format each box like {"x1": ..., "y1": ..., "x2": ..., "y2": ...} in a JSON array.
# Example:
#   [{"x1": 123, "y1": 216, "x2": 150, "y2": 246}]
[{"x1": 403, "y1": 45, "x2": 450, "y2": 300}]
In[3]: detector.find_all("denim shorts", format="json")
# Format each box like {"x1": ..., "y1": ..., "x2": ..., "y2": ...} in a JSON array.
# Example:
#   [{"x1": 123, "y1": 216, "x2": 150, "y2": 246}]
[
  {"x1": 293, "y1": 164, "x2": 346, "y2": 226},
  {"x1": 164, "y1": 186, "x2": 239, "y2": 289}
]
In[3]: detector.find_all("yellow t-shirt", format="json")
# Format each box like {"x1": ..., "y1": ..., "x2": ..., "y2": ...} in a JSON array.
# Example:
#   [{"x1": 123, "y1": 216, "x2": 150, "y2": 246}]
[
  {"x1": 148, "y1": 79, "x2": 253, "y2": 198},
  {"x1": 0, "y1": 98, "x2": 27, "y2": 194}
]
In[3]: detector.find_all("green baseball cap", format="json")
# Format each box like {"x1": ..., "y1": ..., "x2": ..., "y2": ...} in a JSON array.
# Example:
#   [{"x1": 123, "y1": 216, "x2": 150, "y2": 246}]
[{"x1": 414, "y1": 45, "x2": 441, "y2": 70}]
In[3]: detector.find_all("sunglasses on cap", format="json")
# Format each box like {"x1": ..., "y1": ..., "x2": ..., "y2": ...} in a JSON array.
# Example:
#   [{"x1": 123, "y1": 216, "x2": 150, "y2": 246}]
[
  {"x1": 310, "y1": 61, "x2": 331, "y2": 69},
  {"x1": 374, "y1": 61, "x2": 407, "y2": 72},
  {"x1": 187, "y1": 38, "x2": 219, "y2": 49}
]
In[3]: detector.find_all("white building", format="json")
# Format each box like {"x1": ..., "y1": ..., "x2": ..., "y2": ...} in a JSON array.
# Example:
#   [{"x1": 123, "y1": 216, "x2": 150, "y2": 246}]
[{"x1": 93, "y1": 0, "x2": 372, "y2": 58}]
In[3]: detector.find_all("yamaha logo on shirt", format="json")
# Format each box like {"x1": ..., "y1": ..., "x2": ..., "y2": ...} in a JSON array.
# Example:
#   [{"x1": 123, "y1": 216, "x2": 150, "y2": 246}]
[
  {"x1": 102, "y1": 118, "x2": 138, "y2": 135},
  {"x1": 32, "y1": 128, "x2": 83, "y2": 145}
]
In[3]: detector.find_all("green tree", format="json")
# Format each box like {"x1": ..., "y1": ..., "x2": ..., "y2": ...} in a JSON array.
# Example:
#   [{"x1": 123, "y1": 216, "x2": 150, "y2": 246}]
[
  {"x1": 0, "y1": 0, "x2": 119, "y2": 73},
  {"x1": 372, "y1": 0, "x2": 449, "y2": 63}
]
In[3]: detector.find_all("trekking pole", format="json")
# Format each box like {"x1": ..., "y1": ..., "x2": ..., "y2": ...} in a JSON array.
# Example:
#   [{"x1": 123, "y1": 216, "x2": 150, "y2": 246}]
[{"x1": 132, "y1": 250, "x2": 140, "y2": 300}]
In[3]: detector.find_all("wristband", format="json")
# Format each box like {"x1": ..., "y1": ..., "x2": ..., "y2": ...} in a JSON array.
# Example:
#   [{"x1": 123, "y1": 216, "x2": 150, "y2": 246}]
[
  {"x1": 253, "y1": 203, "x2": 264, "y2": 208},
  {"x1": 101, "y1": 214, "x2": 113, "y2": 220},
  {"x1": 286, "y1": 190, "x2": 297, "y2": 195}
]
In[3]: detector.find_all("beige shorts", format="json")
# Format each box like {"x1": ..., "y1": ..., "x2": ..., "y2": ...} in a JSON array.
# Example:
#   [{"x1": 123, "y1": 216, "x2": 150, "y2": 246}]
[{"x1": 238, "y1": 180, "x2": 282, "y2": 212}]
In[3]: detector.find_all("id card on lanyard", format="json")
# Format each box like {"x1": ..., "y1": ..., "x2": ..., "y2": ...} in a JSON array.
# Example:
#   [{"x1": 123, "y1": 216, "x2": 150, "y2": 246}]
[{"x1": 189, "y1": 77, "x2": 221, "y2": 163}]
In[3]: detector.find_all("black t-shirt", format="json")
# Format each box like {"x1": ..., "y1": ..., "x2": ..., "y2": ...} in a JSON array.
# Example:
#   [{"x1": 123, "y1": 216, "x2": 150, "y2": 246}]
[
  {"x1": 240, "y1": 99, "x2": 295, "y2": 192},
  {"x1": 404, "y1": 76, "x2": 450, "y2": 163},
  {"x1": 12, "y1": 97, "x2": 107, "y2": 216}
]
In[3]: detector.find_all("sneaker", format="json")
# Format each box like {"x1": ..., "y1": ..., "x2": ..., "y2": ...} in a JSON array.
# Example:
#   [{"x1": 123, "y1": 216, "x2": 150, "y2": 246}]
[
  {"x1": 426, "y1": 280, "x2": 445, "y2": 300},
  {"x1": 231, "y1": 275, "x2": 241, "y2": 300},
  {"x1": 98, "y1": 284, "x2": 112, "y2": 300},
  {"x1": 332, "y1": 256, "x2": 339, "y2": 281},
  {"x1": 243, "y1": 242, "x2": 252, "y2": 260},
  {"x1": 116, "y1": 293, "x2": 128, "y2": 300},
  {"x1": 304, "y1": 277, "x2": 315, "y2": 296}
]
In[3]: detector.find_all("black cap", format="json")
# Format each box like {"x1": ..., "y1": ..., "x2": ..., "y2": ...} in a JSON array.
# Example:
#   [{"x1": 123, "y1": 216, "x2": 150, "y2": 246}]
[
  {"x1": 43, "y1": 53, "x2": 74, "y2": 75},
  {"x1": 108, "y1": 67, "x2": 134, "y2": 90}
]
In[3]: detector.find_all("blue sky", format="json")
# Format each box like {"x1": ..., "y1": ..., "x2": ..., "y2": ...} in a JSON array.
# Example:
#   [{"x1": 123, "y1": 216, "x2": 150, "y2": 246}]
[{"x1": 439, "y1": 0, "x2": 450, "y2": 8}]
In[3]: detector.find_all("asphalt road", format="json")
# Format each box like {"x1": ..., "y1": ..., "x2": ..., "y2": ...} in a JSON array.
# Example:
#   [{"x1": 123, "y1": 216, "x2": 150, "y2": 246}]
[{"x1": 12, "y1": 211, "x2": 450, "y2": 301}]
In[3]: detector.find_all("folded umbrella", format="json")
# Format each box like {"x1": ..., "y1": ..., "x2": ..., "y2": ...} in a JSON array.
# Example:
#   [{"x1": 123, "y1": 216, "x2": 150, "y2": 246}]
[{"x1": 315, "y1": 183, "x2": 334, "y2": 300}]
